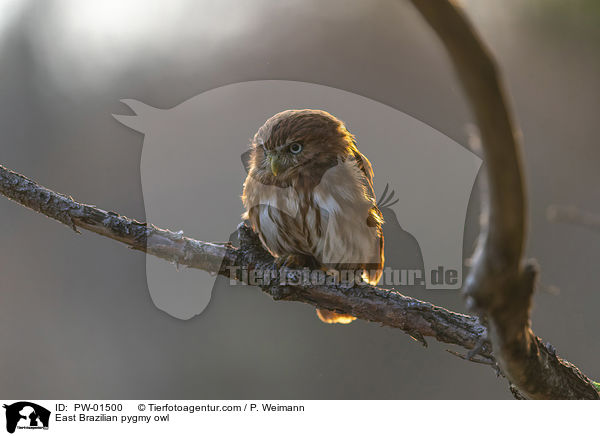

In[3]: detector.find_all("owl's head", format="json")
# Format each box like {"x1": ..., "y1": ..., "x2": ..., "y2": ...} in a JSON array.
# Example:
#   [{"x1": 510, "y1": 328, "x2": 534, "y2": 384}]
[{"x1": 248, "y1": 109, "x2": 356, "y2": 187}]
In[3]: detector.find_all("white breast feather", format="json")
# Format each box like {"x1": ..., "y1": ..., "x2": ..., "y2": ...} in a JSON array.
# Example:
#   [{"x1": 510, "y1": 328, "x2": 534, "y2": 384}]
[{"x1": 244, "y1": 157, "x2": 380, "y2": 267}]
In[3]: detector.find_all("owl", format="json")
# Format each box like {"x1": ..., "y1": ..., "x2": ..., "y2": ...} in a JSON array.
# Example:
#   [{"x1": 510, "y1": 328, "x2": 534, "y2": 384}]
[{"x1": 242, "y1": 109, "x2": 384, "y2": 324}]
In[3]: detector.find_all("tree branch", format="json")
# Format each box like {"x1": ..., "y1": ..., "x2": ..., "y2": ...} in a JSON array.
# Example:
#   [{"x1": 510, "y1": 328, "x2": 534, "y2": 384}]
[
  {"x1": 410, "y1": 0, "x2": 598, "y2": 399},
  {"x1": 1, "y1": 0, "x2": 597, "y2": 399},
  {"x1": 0, "y1": 163, "x2": 491, "y2": 360}
]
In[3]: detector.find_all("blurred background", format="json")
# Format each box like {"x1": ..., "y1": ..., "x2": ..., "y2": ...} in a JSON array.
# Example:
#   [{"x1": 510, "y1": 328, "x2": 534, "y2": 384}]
[{"x1": 0, "y1": 0, "x2": 599, "y2": 399}]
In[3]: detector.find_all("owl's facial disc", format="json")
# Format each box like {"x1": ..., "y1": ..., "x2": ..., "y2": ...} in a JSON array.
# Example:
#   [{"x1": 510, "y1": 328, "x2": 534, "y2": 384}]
[
  {"x1": 264, "y1": 141, "x2": 303, "y2": 177},
  {"x1": 250, "y1": 109, "x2": 357, "y2": 188}
]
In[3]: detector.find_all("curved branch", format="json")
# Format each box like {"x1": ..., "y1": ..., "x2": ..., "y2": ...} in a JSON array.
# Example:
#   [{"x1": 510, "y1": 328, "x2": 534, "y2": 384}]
[
  {"x1": 1, "y1": 1, "x2": 597, "y2": 399},
  {"x1": 0, "y1": 163, "x2": 490, "y2": 359},
  {"x1": 410, "y1": 0, "x2": 598, "y2": 399}
]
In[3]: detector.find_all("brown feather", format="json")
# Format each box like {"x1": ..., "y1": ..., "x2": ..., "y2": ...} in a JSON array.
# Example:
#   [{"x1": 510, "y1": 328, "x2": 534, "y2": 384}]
[{"x1": 242, "y1": 110, "x2": 384, "y2": 323}]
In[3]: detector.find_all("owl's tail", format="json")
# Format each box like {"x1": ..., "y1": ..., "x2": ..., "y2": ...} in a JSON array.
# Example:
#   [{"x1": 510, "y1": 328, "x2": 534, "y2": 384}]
[
  {"x1": 315, "y1": 309, "x2": 357, "y2": 324},
  {"x1": 315, "y1": 269, "x2": 382, "y2": 325}
]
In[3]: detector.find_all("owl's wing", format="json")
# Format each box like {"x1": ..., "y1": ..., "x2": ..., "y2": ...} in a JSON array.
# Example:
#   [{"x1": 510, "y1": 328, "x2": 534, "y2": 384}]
[
  {"x1": 350, "y1": 148, "x2": 376, "y2": 199},
  {"x1": 349, "y1": 148, "x2": 384, "y2": 257}
]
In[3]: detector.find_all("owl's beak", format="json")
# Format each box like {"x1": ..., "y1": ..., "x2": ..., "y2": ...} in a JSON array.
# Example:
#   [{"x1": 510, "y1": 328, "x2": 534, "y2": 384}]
[{"x1": 269, "y1": 155, "x2": 281, "y2": 176}]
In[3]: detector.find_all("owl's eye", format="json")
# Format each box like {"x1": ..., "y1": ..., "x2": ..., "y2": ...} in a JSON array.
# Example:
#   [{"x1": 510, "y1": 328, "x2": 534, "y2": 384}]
[{"x1": 289, "y1": 142, "x2": 303, "y2": 154}]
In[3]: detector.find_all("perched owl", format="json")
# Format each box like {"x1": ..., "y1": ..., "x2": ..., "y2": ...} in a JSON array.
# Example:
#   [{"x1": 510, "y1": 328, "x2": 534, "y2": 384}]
[{"x1": 242, "y1": 109, "x2": 384, "y2": 324}]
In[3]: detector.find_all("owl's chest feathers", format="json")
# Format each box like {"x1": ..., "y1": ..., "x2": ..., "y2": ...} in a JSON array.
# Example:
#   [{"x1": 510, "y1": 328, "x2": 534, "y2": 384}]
[{"x1": 244, "y1": 160, "x2": 378, "y2": 265}]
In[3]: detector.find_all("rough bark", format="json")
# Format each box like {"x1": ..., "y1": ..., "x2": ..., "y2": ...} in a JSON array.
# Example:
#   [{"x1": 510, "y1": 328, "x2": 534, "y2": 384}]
[
  {"x1": 0, "y1": 163, "x2": 491, "y2": 360},
  {"x1": 0, "y1": 0, "x2": 597, "y2": 399}
]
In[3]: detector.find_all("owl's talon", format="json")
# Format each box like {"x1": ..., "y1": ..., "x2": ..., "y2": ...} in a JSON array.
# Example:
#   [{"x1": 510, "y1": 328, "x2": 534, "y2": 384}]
[
  {"x1": 274, "y1": 256, "x2": 289, "y2": 269},
  {"x1": 275, "y1": 254, "x2": 318, "y2": 270}
]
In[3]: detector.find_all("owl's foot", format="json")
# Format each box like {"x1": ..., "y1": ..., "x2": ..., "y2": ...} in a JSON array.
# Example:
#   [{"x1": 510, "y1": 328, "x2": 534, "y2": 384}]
[
  {"x1": 275, "y1": 254, "x2": 320, "y2": 270},
  {"x1": 316, "y1": 308, "x2": 357, "y2": 325}
]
